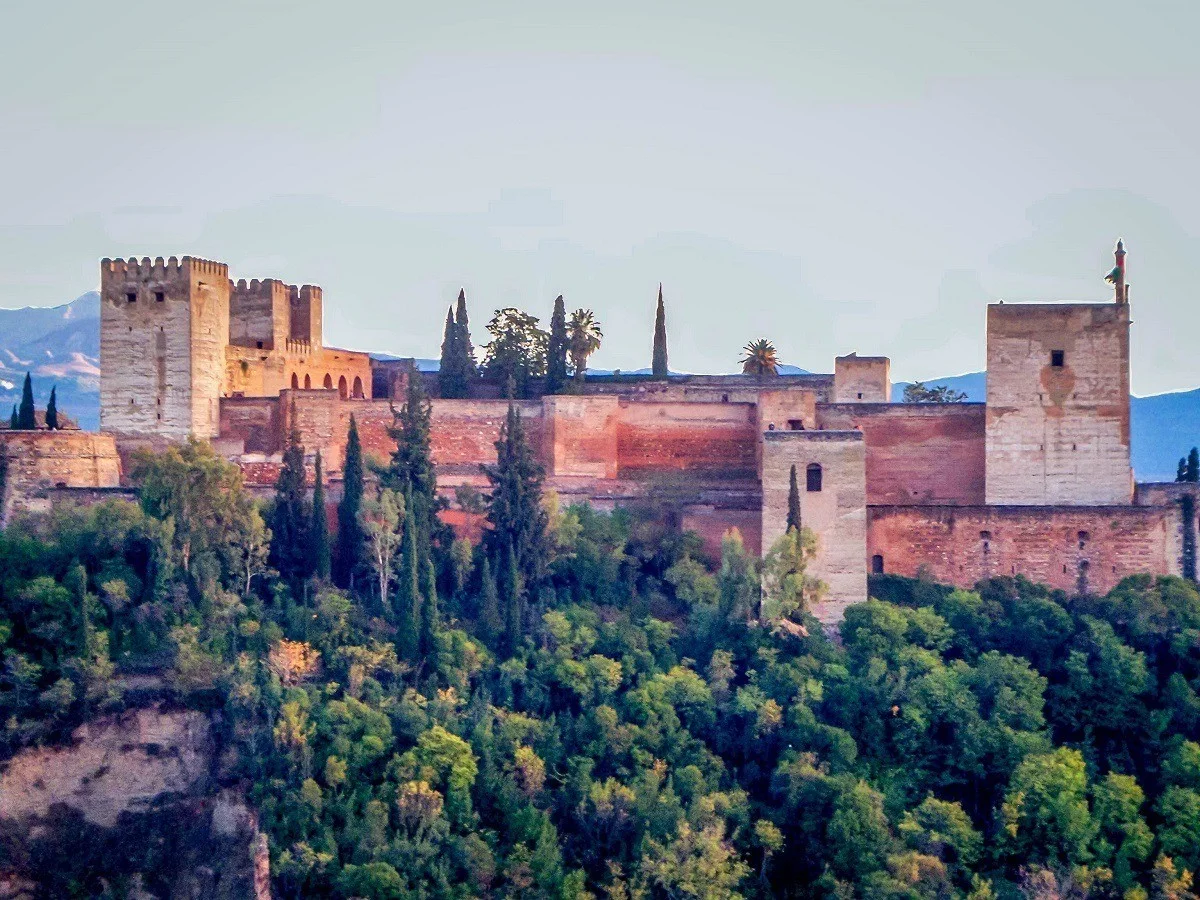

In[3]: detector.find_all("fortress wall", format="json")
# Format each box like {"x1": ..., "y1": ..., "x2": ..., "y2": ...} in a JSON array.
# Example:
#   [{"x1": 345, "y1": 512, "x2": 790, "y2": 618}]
[
  {"x1": 868, "y1": 504, "x2": 1172, "y2": 594},
  {"x1": 229, "y1": 279, "x2": 289, "y2": 350},
  {"x1": 542, "y1": 396, "x2": 620, "y2": 478},
  {"x1": 818, "y1": 403, "x2": 986, "y2": 505},
  {"x1": 1, "y1": 431, "x2": 122, "y2": 520},
  {"x1": 680, "y1": 507, "x2": 762, "y2": 558},
  {"x1": 225, "y1": 346, "x2": 371, "y2": 400},
  {"x1": 986, "y1": 303, "x2": 1132, "y2": 505},
  {"x1": 833, "y1": 355, "x2": 891, "y2": 403},
  {"x1": 762, "y1": 431, "x2": 868, "y2": 624},
  {"x1": 616, "y1": 400, "x2": 758, "y2": 479}
]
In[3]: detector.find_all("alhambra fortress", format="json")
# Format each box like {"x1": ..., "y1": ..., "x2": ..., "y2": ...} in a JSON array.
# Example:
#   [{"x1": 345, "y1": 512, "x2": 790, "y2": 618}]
[{"x1": 1, "y1": 244, "x2": 1197, "y2": 623}]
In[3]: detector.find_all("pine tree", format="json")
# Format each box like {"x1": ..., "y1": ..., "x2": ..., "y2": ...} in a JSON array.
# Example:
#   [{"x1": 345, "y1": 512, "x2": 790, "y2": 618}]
[
  {"x1": 439, "y1": 306, "x2": 465, "y2": 398},
  {"x1": 335, "y1": 415, "x2": 365, "y2": 589},
  {"x1": 419, "y1": 556, "x2": 440, "y2": 659},
  {"x1": 1188, "y1": 447, "x2": 1199, "y2": 483},
  {"x1": 787, "y1": 464, "x2": 802, "y2": 533},
  {"x1": 269, "y1": 413, "x2": 310, "y2": 583},
  {"x1": 17, "y1": 373, "x2": 35, "y2": 430},
  {"x1": 385, "y1": 375, "x2": 441, "y2": 552},
  {"x1": 310, "y1": 451, "x2": 331, "y2": 581},
  {"x1": 477, "y1": 556, "x2": 503, "y2": 650},
  {"x1": 483, "y1": 401, "x2": 549, "y2": 587},
  {"x1": 396, "y1": 506, "x2": 421, "y2": 662},
  {"x1": 8, "y1": 406, "x2": 17, "y2": 430},
  {"x1": 501, "y1": 541, "x2": 523, "y2": 658},
  {"x1": 45, "y1": 386, "x2": 58, "y2": 430},
  {"x1": 652, "y1": 283, "x2": 669, "y2": 379},
  {"x1": 455, "y1": 288, "x2": 476, "y2": 378},
  {"x1": 546, "y1": 294, "x2": 568, "y2": 395}
]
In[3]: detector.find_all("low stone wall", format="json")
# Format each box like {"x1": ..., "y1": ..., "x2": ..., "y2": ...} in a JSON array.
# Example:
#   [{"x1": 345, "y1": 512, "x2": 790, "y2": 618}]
[
  {"x1": 868, "y1": 503, "x2": 1174, "y2": 594},
  {"x1": 0, "y1": 430, "x2": 122, "y2": 523}
]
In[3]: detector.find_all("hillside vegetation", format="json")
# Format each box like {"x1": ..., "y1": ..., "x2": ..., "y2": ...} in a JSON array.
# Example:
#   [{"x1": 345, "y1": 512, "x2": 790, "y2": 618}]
[{"x1": 2, "y1": 394, "x2": 1200, "y2": 898}]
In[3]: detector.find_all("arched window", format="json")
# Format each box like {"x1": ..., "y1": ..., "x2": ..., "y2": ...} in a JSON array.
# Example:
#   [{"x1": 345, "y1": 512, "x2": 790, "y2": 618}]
[
  {"x1": 352, "y1": 376, "x2": 364, "y2": 399},
  {"x1": 871, "y1": 554, "x2": 884, "y2": 574},
  {"x1": 806, "y1": 463, "x2": 823, "y2": 492},
  {"x1": 303, "y1": 374, "x2": 311, "y2": 389},
  {"x1": 290, "y1": 373, "x2": 299, "y2": 389},
  {"x1": 323, "y1": 374, "x2": 333, "y2": 389},
  {"x1": 338, "y1": 376, "x2": 348, "y2": 400}
]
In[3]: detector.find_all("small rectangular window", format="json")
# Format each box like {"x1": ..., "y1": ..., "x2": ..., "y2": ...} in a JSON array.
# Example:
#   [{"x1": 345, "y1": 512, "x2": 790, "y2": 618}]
[
  {"x1": 1051, "y1": 350, "x2": 1064, "y2": 367},
  {"x1": 154, "y1": 290, "x2": 164, "y2": 302},
  {"x1": 126, "y1": 291, "x2": 137, "y2": 303}
]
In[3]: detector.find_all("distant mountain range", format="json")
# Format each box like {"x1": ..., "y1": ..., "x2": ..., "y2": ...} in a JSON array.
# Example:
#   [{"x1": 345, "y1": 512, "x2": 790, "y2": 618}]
[
  {"x1": 2, "y1": 297, "x2": 1194, "y2": 481},
  {"x1": 0, "y1": 293, "x2": 101, "y2": 429}
]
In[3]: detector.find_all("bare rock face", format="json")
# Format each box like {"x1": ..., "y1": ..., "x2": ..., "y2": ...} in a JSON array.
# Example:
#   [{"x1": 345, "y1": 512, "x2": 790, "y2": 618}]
[{"x1": 0, "y1": 704, "x2": 269, "y2": 899}]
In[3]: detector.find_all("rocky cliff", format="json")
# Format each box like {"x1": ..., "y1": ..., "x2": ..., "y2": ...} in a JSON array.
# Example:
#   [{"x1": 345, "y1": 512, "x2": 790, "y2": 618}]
[{"x1": 0, "y1": 704, "x2": 268, "y2": 899}]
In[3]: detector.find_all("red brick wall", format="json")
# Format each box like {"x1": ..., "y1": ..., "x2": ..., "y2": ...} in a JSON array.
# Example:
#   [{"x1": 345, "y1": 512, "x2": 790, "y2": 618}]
[
  {"x1": 430, "y1": 400, "x2": 545, "y2": 471},
  {"x1": 681, "y1": 507, "x2": 762, "y2": 558},
  {"x1": 868, "y1": 504, "x2": 1171, "y2": 594},
  {"x1": 819, "y1": 404, "x2": 986, "y2": 505},
  {"x1": 617, "y1": 401, "x2": 757, "y2": 480}
]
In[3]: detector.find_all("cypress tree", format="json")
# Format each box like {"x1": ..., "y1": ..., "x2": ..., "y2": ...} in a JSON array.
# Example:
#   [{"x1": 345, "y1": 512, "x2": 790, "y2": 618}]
[
  {"x1": 335, "y1": 415, "x2": 365, "y2": 589},
  {"x1": 269, "y1": 412, "x2": 310, "y2": 583},
  {"x1": 1188, "y1": 447, "x2": 1199, "y2": 483},
  {"x1": 8, "y1": 406, "x2": 17, "y2": 430},
  {"x1": 477, "y1": 556, "x2": 503, "y2": 650},
  {"x1": 483, "y1": 400, "x2": 549, "y2": 587},
  {"x1": 546, "y1": 294, "x2": 568, "y2": 394},
  {"x1": 45, "y1": 386, "x2": 58, "y2": 430},
  {"x1": 419, "y1": 556, "x2": 440, "y2": 659},
  {"x1": 310, "y1": 450, "x2": 331, "y2": 581},
  {"x1": 17, "y1": 373, "x2": 35, "y2": 430},
  {"x1": 1178, "y1": 458, "x2": 1188, "y2": 483},
  {"x1": 501, "y1": 541, "x2": 523, "y2": 658},
  {"x1": 396, "y1": 506, "x2": 421, "y2": 662},
  {"x1": 439, "y1": 306, "x2": 464, "y2": 398},
  {"x1": 786, "y1": 464, "x2": 802, "y2": 533},
  {"x1": 455, "y1": 288, "x2": 476, "y2": 377},
  {"x1": 652, "y1": 283, "x2": 669, "y2": 379},
  {"x1": 385, "y1": 374, "x2": 441, "y2": 552}
]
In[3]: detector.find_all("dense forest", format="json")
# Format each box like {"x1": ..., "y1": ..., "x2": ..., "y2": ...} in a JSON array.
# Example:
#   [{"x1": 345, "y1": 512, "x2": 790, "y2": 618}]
[{"x1": 2, "y1": 381, "x2": 1199, "y2": 899}]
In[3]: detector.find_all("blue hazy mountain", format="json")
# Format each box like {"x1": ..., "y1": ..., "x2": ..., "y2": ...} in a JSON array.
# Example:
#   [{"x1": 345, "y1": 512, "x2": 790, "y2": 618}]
[
  {"x1": 2, "y1": 299, "x2": 1193, "y2": 482},
  {"x1": 0, "y1": 293, "x2": 101, "y2": 429}
]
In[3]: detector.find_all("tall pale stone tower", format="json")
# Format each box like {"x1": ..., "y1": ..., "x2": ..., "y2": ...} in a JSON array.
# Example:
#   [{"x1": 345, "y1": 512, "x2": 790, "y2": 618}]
[
  {"x1": 984, "y1": 241, "x2": 1133, "y2": 505},
  {"x1": 99, "y1": 256, "x2": 230, "y2": 439}
]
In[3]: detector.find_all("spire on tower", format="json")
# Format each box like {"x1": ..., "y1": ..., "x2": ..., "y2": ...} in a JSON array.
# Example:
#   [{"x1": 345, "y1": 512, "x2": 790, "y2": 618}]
[{"x1": 1105, "y1": 238, "x2": 1128, "y2": 304}]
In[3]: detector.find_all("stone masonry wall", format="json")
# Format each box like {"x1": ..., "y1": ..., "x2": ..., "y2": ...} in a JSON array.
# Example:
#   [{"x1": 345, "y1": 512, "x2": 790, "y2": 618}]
[
  {"x1": 617, "y1": 400, "x2": 758, "y2": 480},
  {"x1": 101, "y1": 257, "x2": 230, "y2": 439},
  {"x1": 762, "y1": 430, "x2": 867, "y2": 624},
  {"x1": 543, "y1": 396, "x2": 620, "y2": 478},
  {"x1": 818, "y1": 403, "x2": 986, "y2": 505},
  {"x1": 986, "y1": 302, "x2": 1132, "y2": 505},
  {"x1": 0, "y1": 431, "x2": 122, "y2": 522},
  {"x1": 833, "y1": 354, "x2": 891, "y2": 403},
  {"x1": 868, "y1": 504, "x2": 1172, "y2": 594}
]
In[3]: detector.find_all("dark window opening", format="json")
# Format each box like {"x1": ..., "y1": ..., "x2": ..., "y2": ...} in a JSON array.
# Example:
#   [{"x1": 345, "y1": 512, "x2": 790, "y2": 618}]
[
  {"x1": 256, "y1": 341, "x2": 263, "y2": 349},
  {"x1": 871, "y1": 554, "x2": 884, "y2": 574},
  {"x1": 1078, "y1": 530, "x2": 1089, "y2": 550},
  {"x1": 154, "y1": 290, "x2": 164, "y2": 302},
  {"x1": 721, "y1": 394, "x2": 729, "y2": 402},
  {"x1": 126, "y1": 291, "x2": 137, "y2": 303},
  {"x1": 857, "y1": 392, "x2": 863, "y2": 400},
  {"x1": 806, "y1": 463, "x2": 823, "y2": 492},
  {"x1": 1051, "y1": 349, "x2": 1065, "y2": 367},
  {"x1": 787, "y1": 419, "x2": 805, "y2": 431},
  {"x1": 1077, "y1": 559, "x2": 1090, "y2": 595}
]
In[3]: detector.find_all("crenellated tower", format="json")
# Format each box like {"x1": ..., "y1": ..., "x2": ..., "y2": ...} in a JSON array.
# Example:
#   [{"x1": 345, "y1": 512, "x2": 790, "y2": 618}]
[{"x1": 99, "y1": 256, "x2": 230, "y2": 438}]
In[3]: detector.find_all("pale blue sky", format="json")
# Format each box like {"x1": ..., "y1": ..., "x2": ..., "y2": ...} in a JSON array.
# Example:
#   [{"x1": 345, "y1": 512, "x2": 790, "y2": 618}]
[{"x1": 2, "y1": 0, "x2": 1198, "y2": 394}]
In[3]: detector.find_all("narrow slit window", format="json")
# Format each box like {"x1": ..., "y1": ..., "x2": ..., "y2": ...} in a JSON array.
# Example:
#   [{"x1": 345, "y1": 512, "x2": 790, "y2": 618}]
[
  {"x1": 1050, "y1": 349, "x2": 1065, "y2": 367},
  {"x1": 871, "y1": 554, "x2": 884, "y2": 574}
]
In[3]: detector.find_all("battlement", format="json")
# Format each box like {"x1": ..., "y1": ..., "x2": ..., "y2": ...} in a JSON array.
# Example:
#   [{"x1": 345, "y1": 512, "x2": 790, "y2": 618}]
[
  {"x1": 100, "y1": 256, "x2": 228, "y2": 280},
  {"x1": 289, "y1": 284, "x2": 322, "y2": 305}
]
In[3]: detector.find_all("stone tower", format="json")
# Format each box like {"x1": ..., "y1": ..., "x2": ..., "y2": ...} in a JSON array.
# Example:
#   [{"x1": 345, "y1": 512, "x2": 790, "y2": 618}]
[
  {"x1": 99, "y1": 256, "x2": 230, "y2": 439},
  {"x1": 984, "y1": 241, "x2": 1133, "y2": 505}
]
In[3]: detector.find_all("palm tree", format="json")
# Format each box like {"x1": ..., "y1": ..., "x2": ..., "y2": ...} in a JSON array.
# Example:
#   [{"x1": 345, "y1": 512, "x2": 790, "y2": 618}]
[
  {"x1": 567, "y1": 309, "x2": 603, "y2": 384},
  {"x1": 740, "y1": 339, "x2": 780, "y2": 376}
]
